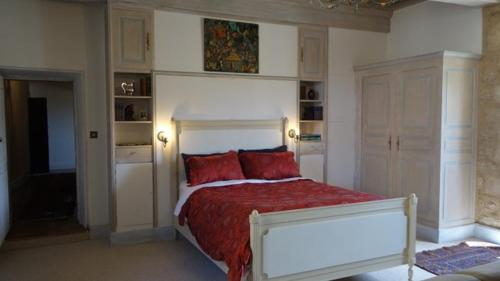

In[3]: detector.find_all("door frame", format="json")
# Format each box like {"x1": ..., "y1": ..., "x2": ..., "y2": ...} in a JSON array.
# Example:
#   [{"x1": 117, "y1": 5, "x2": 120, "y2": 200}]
[{"x1": 0, "y1": 66, "x2": 88, "y2": 227}]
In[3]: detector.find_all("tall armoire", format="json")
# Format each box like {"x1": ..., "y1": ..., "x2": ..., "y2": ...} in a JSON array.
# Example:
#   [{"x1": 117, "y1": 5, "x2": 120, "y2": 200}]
[{"x1": 354, "y1": 51, "x2": 480, "y2": 243}]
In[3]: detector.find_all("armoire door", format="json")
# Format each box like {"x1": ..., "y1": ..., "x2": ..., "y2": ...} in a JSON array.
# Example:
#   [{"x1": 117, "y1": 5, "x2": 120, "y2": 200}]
[
  {"x1": 394, "y1": 67, "x2": 438, "y2": 225},
  {"x1": 360, "y1": 74, "x2": 393, "y2": 197}
]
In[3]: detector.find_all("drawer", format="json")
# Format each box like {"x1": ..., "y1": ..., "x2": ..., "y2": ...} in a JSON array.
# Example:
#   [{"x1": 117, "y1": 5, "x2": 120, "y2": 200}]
[
  {"x1": 116, "y1": 146, "x2": 152, "y2": 163},
  {"x1": 300, "y1": 142, "x2": 325, "y2": 155}
]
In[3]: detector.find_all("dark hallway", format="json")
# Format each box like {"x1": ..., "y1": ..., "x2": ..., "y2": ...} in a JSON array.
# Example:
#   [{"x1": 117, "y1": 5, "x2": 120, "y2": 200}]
[
  {"x1": 7, "y1": 172, "x2": 84, "y2": 240},
  {"x1": 4, "y1": 80, "x2": 86, "y2": 243}
]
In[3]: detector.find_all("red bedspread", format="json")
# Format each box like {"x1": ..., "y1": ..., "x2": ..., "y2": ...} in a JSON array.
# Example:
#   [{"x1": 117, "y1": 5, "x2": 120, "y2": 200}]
[{"x1": 178, "y1": 179, "x2": 383, "y2": 281}]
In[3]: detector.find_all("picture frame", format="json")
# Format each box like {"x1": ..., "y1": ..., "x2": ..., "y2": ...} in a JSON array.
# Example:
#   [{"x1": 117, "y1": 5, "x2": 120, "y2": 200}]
[{"x1": 203, "y1": 18, "x2": 259, "y2": 74}]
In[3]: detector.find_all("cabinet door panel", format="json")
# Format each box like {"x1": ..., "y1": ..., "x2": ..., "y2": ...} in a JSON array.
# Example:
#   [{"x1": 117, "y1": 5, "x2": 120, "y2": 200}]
[
  {"x1": 300, "y1": 154, "x2": 324, "y2": 183},
  {"x1": 395, "y1": 68, "x2": 438, "y2": 225},
  {"x1": 116, "y1": 163, "x2": 153, "y2": 232},
  {"x1": 361, "y1": 74, "x2": 392, "y2": 197},
  {"x1": 113, "y1": 9, "x2": 153, "y2": 71},
  {"x1": 299, "y1": 28, "x2": 326, "y2": 81}
]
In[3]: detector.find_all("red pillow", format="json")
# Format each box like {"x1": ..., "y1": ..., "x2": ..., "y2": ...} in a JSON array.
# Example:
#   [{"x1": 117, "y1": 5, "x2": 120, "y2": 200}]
[
  {"x1": 238, "y1": 151, "x2": 300, "y2": 180},
  {"x1": 186, "y1": 151, "x2": 245, "y2": 186}
]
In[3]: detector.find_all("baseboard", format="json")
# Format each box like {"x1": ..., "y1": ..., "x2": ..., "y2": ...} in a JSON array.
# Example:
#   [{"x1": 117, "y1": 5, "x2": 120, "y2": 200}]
[
  {"x1": 9, "y1": 175, "x2": 30, "y2": 191},
  {"x1": 437, "y1": 224, "x2": 476, "y2": 243},
  {"x1": 109, "y1": 226, "x2": 175, "y2": 245},
  {"x1": 474, "y1": 224, "x2": 500, "y2": 245},
  {"x1": 417, "y1": 224, "x2": 439, "y2": 242},
  {"x1": 89, "y1": 224, "x2": 111, "y2": 239},
  {"x1": 418, "y1": 223, "x2": 499, "y2": 244}
]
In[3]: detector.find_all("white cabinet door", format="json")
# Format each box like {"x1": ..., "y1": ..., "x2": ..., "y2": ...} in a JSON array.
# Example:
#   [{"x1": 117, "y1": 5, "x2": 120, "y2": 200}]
[
  {"x1": 394, "y1": 68, "x2": 439, "y2": 225},
  {"x1": 0, "y1": 75, "x2": 9, "y2": 245},
  {"x1": 116, "y1": 163, "x2": 153, "y2": 232},
  {"x1": 299, "y1": 27, "x2": 327, "y2": 81},
  {"x1": 300, "y1": 154, "x2": 324, "y2": 183},
  {"x1": 360, "y1": 74, "x2": 393, "y2": 197},
  {"x1": 112, "y1": 8, "x2": 153, "y2": 72}
]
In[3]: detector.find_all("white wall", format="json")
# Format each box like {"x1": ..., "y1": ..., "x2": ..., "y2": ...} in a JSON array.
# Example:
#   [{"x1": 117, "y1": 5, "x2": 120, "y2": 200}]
[
  {"x1": 0, "y1": 0, "x2": 108, "y2": 229},
  {"x1": 387, "y1": 1, "x2": 483, "y2": 59},
  {"x1": 83, "y1": 3, "x2": 109, "y2": 229},
  {"x1": 154, "y1": 11, "x2": 299, "y2": 227},
  {"x1": 29, "y1": 81, "x2": 76, "y2": 171},
  {"x1": 155, "y1": 10, "x2": 298, "y2": 77},
  {"x1": 327, "y1": 28, "x2": 387, "y2": 188}
]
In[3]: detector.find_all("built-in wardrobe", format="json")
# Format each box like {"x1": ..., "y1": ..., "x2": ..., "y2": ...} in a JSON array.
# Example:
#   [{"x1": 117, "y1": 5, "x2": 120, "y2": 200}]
[{"x1": 354, "y1": 51, "x2": 479, "y2": 242}]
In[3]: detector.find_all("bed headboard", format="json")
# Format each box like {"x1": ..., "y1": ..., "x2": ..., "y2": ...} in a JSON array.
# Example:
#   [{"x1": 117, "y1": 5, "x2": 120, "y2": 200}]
[{"x1": 174, "y1": 118, "x2": 289, "y2": 185}]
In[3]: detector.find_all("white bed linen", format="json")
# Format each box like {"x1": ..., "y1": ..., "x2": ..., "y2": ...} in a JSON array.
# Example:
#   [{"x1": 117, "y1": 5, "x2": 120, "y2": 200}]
[{"x1": 174, "y1": 177, "x2": 305, "y2": 216}]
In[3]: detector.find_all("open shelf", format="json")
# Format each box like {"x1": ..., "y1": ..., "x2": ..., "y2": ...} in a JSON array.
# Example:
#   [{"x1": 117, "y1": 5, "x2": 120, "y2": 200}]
[
  {"x1": 115, "y1": 144, "x2": 152, "y2": 148},
  {"x1": 115, "y1": 95, "x2": 152, "y2": 99},
  {"x1": 300, "y1": 140, "x2": 323, "y2": 143},
  {"x1": 115, "y1": 121, "x2": 153, "y2": 124},
  {"x1": 299, "y1": 99, "x2": 323, "y2": 103}
]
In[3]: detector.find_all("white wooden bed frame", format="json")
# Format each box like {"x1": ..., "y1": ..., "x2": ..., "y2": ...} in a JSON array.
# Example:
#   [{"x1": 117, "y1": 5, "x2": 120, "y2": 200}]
[{"x1": 173, "y1": 118, "x2": 417, "y2": 281}]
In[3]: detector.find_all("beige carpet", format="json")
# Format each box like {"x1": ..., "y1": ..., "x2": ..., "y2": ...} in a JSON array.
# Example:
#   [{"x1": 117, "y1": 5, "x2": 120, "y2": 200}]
[{"x1": 0, "y1": 238, "x2": 441, "y2": 281}]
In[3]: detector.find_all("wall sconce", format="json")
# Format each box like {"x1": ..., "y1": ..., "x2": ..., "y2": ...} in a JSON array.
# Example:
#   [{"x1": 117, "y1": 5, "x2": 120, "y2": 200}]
[
  {"x1": 157, "y1": 131, "x2": 168, "y2": 148},
  {"x1": 288, "y1": 129, "x2": 300, "y2": 143}
]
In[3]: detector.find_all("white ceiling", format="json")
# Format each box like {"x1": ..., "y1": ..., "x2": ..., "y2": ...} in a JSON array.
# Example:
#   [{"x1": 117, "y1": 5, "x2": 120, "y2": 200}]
[{"x1": 430, "y1": 0, "x2": 500, "y2": 6}]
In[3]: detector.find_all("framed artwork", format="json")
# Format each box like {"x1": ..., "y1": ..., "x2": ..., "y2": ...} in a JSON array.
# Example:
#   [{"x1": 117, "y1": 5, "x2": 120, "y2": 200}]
[{"x1": 203, "y1": 18, "x2": 259, "y2": 74}]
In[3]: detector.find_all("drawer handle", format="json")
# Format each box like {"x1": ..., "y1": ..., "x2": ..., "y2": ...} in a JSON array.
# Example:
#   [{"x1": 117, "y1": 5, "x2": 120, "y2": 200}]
[{"x1": 129, "y1": 152, "x2": 137, "y2": 156}]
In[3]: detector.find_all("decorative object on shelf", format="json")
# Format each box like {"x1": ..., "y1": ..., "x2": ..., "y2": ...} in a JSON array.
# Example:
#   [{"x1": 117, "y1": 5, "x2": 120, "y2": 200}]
[
  {"x1": 311, "y1": 0, "x2": 398, "y2": 10},
  {"x1": 203, "y1": 18, "x2": 259, "y2": 74},
  {"x1": 288, "y1": 129, "x2": 300, "y2": 143},
  {"x1": 307, "y1": 88, "x2": 317, "y2": 100},
  {"x1": 121, "y1": 82, "x2": 135, "y2": 96},
  {"x1": 124, "y1": 104, "x2": 135, "y2": 121},
  {"x1": 139, "y1": 111, "x2": 148, "y2": 121},
  {"x1": 157, "y1": 131, "x2": 168, "y2": 148}
]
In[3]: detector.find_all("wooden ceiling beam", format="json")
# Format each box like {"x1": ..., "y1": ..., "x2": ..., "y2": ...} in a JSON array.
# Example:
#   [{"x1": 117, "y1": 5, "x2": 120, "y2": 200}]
[
  {"x1": 111, "y1": 0, "x2": 393, "y2": 33},
  {"x1": 392, "y1": 0, "x2": 426, "y2": 10}
]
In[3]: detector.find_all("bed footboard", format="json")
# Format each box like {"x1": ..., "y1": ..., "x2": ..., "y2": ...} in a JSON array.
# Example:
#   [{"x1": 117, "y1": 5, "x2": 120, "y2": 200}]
[{"x1": 249, "y1": 194, "x2": 417, "y2": 281}]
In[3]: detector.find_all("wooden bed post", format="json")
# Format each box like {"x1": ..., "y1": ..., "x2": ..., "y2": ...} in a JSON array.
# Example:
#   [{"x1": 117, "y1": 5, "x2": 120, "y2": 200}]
[
  {"x1": 249, "y1": 210, "x2": 261, "y2": 281},
  {"x1": 407, "y1": 193, "x2": 418, "y2": 281}
]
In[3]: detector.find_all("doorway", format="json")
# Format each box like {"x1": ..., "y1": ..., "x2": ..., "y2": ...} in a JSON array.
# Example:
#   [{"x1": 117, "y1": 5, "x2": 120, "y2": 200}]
[{"x1": 4, "y1": 79, "x2": 85, "y2": 241}]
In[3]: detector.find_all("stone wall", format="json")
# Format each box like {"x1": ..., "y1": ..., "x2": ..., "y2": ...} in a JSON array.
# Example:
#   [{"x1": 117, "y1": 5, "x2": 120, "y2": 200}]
[{"x1": 477, "y1": 5, "x2": 500, "y2": 228}]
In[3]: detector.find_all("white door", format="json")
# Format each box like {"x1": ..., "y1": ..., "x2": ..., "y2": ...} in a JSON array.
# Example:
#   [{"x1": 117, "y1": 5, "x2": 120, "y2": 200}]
[
  {"x1": 0, "y1": 75, "x2": 9, "y2": 245},
  {"x1": 394, "y1": 68, "x2": 438, "y2": 224},
  {"x1": 360, "y1": 74, "x2": 394, "y2": 197}
]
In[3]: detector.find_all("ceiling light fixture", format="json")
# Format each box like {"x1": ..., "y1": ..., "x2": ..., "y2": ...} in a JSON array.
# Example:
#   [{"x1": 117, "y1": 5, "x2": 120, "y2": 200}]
[{"x1": 311, "y1": 0, "x2": 398, "y2": 10}]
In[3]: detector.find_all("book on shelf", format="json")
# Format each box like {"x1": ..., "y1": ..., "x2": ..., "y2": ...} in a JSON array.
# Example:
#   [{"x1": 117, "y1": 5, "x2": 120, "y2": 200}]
[{"x1": 300, "y1": 134, "x2": 322, "y2": 141}]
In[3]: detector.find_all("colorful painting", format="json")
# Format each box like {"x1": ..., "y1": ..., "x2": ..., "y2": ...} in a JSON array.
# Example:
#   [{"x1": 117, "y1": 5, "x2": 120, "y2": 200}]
[{"x1": 203, "y1": 18, "x2": 259, "y2": 74}]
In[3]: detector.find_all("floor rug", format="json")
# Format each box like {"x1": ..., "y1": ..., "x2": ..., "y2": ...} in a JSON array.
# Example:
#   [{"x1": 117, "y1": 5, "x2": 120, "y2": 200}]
[{"x1": 416, "y1": 242, "x2": 500, "y2": 275}]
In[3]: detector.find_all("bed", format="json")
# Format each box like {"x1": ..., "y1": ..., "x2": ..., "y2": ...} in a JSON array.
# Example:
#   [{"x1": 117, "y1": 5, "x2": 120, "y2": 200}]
[{"x1": 172, "y1": 118, "x2": 417, "y2": 281}]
